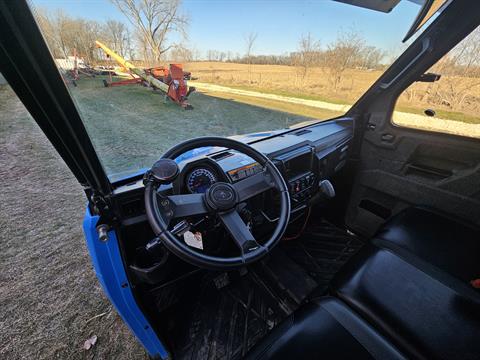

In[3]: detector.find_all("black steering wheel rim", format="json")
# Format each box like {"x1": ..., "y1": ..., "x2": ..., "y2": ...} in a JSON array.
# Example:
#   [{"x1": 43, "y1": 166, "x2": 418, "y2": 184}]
[{"x1": 144, "y1": 136, "x2": 290, "y2": 269}]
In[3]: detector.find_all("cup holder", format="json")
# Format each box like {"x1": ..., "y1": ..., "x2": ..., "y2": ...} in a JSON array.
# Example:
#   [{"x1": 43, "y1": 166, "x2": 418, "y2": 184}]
[{"x1": 129, "y1": 244, "x2": 170, "y2": 284}]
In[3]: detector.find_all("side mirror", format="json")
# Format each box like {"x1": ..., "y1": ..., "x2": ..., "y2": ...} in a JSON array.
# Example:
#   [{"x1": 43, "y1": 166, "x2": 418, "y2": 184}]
[
  {"x1": 417, "y1": 72, "x2": 441, "y2": 83},
  {"x1": 424, "y1": 109, "x2": 436, "y2": 117}
]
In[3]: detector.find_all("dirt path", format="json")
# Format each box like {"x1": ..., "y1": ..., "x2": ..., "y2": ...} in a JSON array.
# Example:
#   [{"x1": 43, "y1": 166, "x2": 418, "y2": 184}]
[
  {"x1": 192, "y1": 82, "x2": 480, "y2": 138},
  {"x1": 190, "y1": 82, "x2": 351, "y2": 112}
]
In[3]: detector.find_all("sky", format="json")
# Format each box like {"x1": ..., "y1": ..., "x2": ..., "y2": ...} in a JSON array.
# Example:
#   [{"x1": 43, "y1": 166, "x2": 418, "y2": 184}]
[{"x1": 32, "y1": 0, "x2": 422, "y2": 57}]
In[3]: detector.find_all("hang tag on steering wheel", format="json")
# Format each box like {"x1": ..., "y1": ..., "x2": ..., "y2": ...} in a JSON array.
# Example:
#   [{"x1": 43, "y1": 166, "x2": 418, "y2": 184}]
[{"x1": 184, "y1": 231, "x2": 203, "y2": 250}]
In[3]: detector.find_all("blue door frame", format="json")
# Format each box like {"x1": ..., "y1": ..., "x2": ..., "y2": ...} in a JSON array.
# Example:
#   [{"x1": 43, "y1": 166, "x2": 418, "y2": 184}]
[{"x1": 83, "y1": 208, "x2": 169, "y2": 359}]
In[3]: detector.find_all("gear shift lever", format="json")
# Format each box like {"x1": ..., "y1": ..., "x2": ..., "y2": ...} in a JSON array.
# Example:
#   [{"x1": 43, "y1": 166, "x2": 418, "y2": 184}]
[{"x1": 319, "y1": 180, "x2": 335, "y2": 199}]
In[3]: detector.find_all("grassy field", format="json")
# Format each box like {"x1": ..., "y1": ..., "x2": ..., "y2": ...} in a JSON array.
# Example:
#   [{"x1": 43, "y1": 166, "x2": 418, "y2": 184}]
[
  {"x1": 71, "y1": 76, "x2": 316, "y2": 178},
  {"x1": 185, "y1": 61, "x2": 378, "y2": 105}
]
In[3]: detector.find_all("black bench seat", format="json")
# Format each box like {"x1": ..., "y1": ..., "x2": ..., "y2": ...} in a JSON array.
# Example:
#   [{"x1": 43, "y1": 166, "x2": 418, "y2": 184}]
[
  {"x1": 246, "y1": 297, "x2": 405, "y2": 360},
  {"x1": 247, "y1": 207, "x2": 480, "y2": 359}
]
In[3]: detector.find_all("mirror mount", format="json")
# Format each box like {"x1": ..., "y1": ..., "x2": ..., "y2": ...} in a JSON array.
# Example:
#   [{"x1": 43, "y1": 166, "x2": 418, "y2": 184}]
[{"x1": 417, "y1": 72, "x2": 441, "y2": 83}]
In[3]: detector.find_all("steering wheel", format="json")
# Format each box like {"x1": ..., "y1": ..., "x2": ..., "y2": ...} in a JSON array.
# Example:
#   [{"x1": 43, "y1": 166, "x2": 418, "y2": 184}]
[{"x1": 144, "y1": 137, "x2": 290, "y2": 269}]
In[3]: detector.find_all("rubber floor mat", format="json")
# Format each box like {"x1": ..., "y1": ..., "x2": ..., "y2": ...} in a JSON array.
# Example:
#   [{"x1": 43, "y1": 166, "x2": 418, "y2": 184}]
[
  {"x1": 281, "y1": 220, "x2": 364, "y2": 295},
  {"x1": 172, "y1": 248, "x2": 317, "y2": 360},
  {"x1": 169, "y1": 223, "x2": 362, "y2": 359}
]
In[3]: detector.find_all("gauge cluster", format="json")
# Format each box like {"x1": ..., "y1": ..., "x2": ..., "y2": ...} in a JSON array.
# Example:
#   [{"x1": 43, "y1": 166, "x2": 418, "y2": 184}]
[{"x1": 186, "y1": 167, "x2": 218, "y2": 193}]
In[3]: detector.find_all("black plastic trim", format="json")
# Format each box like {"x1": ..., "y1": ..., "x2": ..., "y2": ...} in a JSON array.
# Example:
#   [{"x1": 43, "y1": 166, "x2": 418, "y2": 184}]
[{"x1": 0, "y1": 1, "x2": 111, "y2": 196}]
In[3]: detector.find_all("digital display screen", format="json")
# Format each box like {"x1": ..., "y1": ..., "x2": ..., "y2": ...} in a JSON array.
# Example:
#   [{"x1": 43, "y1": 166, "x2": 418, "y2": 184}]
[{"x1": 284, "y1": 152, "x2": 311, "y2": 179}]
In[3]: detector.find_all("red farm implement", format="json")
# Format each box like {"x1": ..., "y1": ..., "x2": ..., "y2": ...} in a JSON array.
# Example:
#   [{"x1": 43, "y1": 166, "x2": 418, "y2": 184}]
[{"x1": 95, "y1": 41, "x2": 195, "y2": 109}]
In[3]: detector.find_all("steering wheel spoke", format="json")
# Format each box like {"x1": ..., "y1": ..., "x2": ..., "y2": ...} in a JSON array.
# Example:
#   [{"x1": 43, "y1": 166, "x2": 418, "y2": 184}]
[
  {"x1": 219, "y1": 210, "x2": 261, "y2": 255},
  {"x1": 157, "y1": 193, "x2": 209, "y2": 225},
  {"x1": 234, "y1": 169, "x2": 275, "y2": 202}
]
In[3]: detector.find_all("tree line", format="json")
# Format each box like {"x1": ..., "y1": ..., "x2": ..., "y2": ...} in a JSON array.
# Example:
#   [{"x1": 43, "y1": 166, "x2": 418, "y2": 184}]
[
  {"x1": 227, "y1": 30, "x2": 385, "y2": 72},
  {"x1": 204, "y1": 30, "x2": 386, "y2": 90},
  {"x1": 35, "y1": 9, "x2": 132, "y2": 65},
  {"x1": 34, "y1": 0, "x2": 187, "y2": 66},
  {"x1": 33, "y1": 0, "x2": 480, "y2": 97}
]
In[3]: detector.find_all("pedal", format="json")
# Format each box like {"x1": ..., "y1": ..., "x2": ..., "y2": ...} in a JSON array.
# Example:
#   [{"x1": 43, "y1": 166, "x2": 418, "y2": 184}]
[{"x1": 213, "y1": 273, "x2": 230, "y2": 289}]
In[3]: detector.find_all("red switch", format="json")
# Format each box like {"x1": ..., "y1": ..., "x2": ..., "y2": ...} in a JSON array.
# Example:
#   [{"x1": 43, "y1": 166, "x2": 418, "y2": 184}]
[{"x1": 470, "y1": 279, "x2": 480, "y2": 288}]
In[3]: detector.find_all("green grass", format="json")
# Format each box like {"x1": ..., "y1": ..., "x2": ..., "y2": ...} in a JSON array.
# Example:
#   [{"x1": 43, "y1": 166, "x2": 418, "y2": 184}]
[
  {"x1": 68, "y1": 76, "x2": 316, "y2": 178},
  {"x1": 0, "y1": 84, "x2": 148, "y2": 360}
]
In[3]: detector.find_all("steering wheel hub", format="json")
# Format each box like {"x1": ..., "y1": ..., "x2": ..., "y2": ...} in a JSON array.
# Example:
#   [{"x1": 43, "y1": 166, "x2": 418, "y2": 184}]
[{"x1": 205, "y1": 182, "x2": 238, "y2": 211}]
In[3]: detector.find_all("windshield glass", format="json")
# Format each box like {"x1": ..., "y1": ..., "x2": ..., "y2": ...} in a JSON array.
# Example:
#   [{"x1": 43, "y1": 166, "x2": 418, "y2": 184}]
[{"x1": 31, "y1": 0, "x2": 424, "y2": 180}]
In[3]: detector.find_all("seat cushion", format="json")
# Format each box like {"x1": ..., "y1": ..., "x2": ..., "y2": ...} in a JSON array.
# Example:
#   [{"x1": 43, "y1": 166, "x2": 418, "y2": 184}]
[
  {"x1": 332, "y1": 245, "x2": 480, "y2": 360},
  {"x1": 376, "y1": 207, "x2": 480, "y2": 283},
  {"x1": 246, "y1": 297, "x2": 405, "y2": 360}
]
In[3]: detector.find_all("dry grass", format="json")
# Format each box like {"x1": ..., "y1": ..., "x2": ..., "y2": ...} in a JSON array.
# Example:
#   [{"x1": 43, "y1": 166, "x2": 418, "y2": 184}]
[
  {"x1": 185, "y1": 62, "x2": 381, "y2": 105},
  {"x1": 191, "y1": 82, "x2": 480, "y2": 139},
  {"x1": 0, "y1": 85, "x2": 148, "y2": 360},
  {"x1": 185, "y1": 62, "x2": 480, "y2": 124}
]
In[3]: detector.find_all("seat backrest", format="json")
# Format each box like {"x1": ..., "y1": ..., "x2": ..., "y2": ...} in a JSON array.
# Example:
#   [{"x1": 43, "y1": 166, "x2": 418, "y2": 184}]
[
  {"x1": 331, "y1": 244, "x2": 480, "y2": 360},
  {"x1": 375, "y1": 207, "x2": 480, "y2": 283}
]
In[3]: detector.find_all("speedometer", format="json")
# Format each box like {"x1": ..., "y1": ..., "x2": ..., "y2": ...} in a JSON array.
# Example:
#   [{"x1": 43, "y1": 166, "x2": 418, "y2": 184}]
[{"x1": 186, "y1": 168, "x2": 217, "y2": 193}]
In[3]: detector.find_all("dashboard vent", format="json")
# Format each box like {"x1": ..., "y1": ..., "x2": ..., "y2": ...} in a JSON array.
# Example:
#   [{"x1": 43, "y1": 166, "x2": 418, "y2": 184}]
[
  {"x1": 294, "y1": 129, "x2": 311, "y2": 136},
  {"x1": 211, "y1": 151, "x2": 234, "y2": 161}
]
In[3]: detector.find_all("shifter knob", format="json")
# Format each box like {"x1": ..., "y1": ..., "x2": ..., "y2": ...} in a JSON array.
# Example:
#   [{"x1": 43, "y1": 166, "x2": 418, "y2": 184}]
[
  {"x1": 319, "y1": 180, "x2": 335, "y2": 198},
  {"x1": 150, "y1": 158, "x2": 179, "y2": 184}
]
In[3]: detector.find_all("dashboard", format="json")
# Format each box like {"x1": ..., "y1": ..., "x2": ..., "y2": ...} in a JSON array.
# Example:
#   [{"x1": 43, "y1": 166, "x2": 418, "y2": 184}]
[
  {"x1": 113, "y1": 118, "x2": 353, "y2": 220},
  {"x1": 174, "y1": 118, "x2": 352, "y2": 211},
  {"x1": 112, "y1": 118, "x2": 354, "y2": 289}
]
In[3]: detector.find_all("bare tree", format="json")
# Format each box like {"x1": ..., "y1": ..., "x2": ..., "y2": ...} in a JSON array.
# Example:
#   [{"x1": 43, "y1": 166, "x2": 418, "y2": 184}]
[
  {"x1": 244, "y1": 32, "x2": 258, "y2": 83},
  {"x1": 322, "y1": 28, "x2": 366, "y2": 91},
  {"x1": 426, "y1": 27, "x2": 480, "y2": 110},
  {"x1": 359, "y1": 46, "x2": 385, "y2": 70},
  {"x1": 295, "y1": 32, "x2": 321, "y2": 80},
  {"x1": 35, "y1": 9, "x2": 105, "y2": 64},
  {"x1": 35, "y1": 7, "x2": 138, "y2": 67},
  {"x1": 104, "y1": 20, "x2": 131, "y2": 58},
  {"x1": 35, "y1": 8, "x2": 62, "y2": 57},
  {"x1": 169, "y1": 45, "x2": 193, "y2": 62},
  {"x1": 75, "y1": 20, "x2": 104, "y2": 64},
  {"x1": 111, "y1": 0, "x2": 188, "y2": 64},
  {"x1": 207, "y1": 49, "x2": 220, "y2": 61}
]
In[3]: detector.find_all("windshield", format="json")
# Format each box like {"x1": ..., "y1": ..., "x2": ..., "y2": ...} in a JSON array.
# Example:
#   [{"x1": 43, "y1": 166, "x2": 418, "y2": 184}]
[{"x1": 30, "y1": 0, "x2": 424, "y2": 181}]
